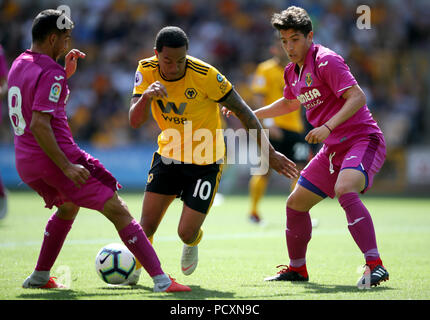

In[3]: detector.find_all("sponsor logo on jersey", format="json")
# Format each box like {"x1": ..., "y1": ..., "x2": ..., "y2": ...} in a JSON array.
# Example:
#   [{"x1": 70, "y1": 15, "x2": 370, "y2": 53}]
[
  {"x1": 135, "y1": 71, "x2": 143, "y2": 86},
  {"x1": 297, "y1": 88, "x2": 322, "y2": 104},
  {"x1": 49, "y1": 82, "x2": 62, "y2": 103}
]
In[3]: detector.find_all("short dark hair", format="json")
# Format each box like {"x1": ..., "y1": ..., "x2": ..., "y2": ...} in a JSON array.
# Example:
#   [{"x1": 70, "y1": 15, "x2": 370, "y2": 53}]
[
  {"x1": 271, "y1": 6, "x2": 313, "y2": 37},
  {"x1": 32, "y1": 9, "x2": 74, "y2": 43},
  {"x1": 154, "y1": 26, "x2": 189, "y2": 52}
]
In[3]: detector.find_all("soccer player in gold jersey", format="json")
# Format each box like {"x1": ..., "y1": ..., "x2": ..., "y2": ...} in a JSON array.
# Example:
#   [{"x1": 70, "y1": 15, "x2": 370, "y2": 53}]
[
  {"x1": 128, "y1": 26, "x2": 298, "y2": 281},
  {"x1": 248, "y1": 35, "x2": 311, "y2": 224}
]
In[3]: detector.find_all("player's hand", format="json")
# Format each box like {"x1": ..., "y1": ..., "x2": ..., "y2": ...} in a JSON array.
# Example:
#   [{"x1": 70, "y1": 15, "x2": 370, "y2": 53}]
[
  {"x1": 144, "y1": 81, "x2": 168, "y2": 99},
  {"x1": 221, "y1": 106, "x2": 233, "y2": 118},
  {"x1": 269, "y1": 150, "x2": 298, "y2": 179},
  {"x1": 305, "y1": 125, "x2": 331, "y2": 144},
  {"x1": 63, "y1": 163, "x2": 90, "y2": 188},
  {"x1": 65, "y1": 49, "x2": 86, "y2": 79}
]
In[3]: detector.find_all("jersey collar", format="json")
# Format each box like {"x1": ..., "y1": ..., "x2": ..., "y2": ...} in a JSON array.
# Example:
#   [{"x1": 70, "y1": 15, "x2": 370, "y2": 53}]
[{"x1": 294, "y1": 42, "x2": 316, "y2": 75}]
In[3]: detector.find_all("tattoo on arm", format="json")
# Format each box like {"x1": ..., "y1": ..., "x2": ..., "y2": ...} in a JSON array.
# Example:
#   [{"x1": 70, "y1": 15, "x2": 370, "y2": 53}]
[
  {"x1": 221, "y1": 89, "x2": 275, "y2": 154},
  {"x1": 222, "y1": 89, "x2": 264, "y2": 131}
]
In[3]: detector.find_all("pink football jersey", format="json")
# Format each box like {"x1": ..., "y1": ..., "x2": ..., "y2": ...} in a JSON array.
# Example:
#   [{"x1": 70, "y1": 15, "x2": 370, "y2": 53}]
[
  {"x1": 0, "y1": 45, "x2": 8, "y2": 117},
  {"x1": 8, "y1": 50, "x2": 80, "y2": 181},
  {"x1": 283, "y1": 43, "x2": 382, "y2": 148}
]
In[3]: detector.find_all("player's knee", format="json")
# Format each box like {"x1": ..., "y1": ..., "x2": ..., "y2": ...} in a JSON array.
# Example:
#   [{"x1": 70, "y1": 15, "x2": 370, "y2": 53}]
[
  {"x1": 334, "y1": 182, "x2": 358, "y2": 198},
  {"x1": 140, "y1": 221, "x2": 156, "y2": 239},
  {"x1": 287, "y1": 192, "x2": 306, "y2": 212},
  {"x1": 57, "y1": 202, "x2": 80, "y2": 220},
  {"x1": 102, "y1": 193, "x2": 133, "y2": 227}
]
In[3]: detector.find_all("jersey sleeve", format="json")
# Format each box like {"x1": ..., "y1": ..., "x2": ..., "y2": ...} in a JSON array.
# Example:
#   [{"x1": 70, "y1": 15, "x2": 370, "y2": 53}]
[
  {"x1": 317, "y1": 54, "x2": 357, "y2": 98},
  {"x1": 283, "y1": 67, "x2": 296, "y2": 100},
  {"x1": 132, "y1": 63, "x2": 150, "y2": 97},
  {"x1": 206, "y1": 66, "x2": 233, "y2": 102},
  {"x1": 251, "y1": 65, "x2": 268, "y2": 96},
  {"x1": 32, "y1": 69, "x2": 67, "y2": 116}
]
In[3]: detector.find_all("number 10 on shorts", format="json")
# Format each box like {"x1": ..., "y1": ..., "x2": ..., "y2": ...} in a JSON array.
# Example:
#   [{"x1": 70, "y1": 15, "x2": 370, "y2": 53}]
[{"x1": 193, "y1": 179, "x2": 212, "y2": 200}]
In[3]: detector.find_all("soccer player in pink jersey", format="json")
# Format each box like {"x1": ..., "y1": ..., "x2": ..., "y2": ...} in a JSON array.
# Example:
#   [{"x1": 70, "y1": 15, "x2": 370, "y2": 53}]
[
  {"x1": 8, "y1": 9, "x2": 190, "y2": 292},
  {"x1": 251, "y1": 6, "x2": 388, "y2": 288},
  {"x1": 0, "y1": 44, "x2": 8, "y2": 219}
]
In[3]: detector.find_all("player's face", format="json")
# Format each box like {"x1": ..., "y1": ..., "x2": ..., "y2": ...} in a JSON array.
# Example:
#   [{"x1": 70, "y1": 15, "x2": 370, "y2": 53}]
[
  {"x1": 156, "y1": 46, "x2": 187, "y2": 80},
  {"x1": 279, "y1": 29, "x2": 313, "y2": 67},
  {"x1": 52, "y1": 29, "x2": 72, "y2": 61}
]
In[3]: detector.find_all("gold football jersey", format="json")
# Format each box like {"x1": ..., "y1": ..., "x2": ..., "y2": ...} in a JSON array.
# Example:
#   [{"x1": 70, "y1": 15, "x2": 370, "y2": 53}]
[
  {"x1": 252, "y1": 58, "x2": 304, "y2": 133},
  {"x1": 133, "y1": 55, "x2": 233, "y2": 164}
]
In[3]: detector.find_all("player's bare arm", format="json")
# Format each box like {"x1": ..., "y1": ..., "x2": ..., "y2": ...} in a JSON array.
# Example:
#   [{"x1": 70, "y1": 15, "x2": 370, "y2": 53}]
[
  {"x1": 129, "y1": 81, "x2": 167, "y2": 129},
  {"x1": 222, "y1": 97, "x2": 300, "y2": 119},
  {"x1": 30, "y1": 111, "x2": 90, "y2": 188},
  {"x1": 305, "y1": 85, "x2": 366, "y2": 144},
  {"x1": 222, "y1": 89, "x2": 298, "y2": 179},
  {"x1": 0, "y1": 76, "x2": 7, "y2": 99},
  {"x1": 64, "y1": 49, "x2": 86, "y2": 79},
  {"x1": 254, "y1": 97, "x2": 301, "y2": 119}
]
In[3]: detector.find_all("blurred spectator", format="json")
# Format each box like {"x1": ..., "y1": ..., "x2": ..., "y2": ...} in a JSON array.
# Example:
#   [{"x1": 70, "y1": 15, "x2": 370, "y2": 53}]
[{"x1": 0, "y1": 0, "x2": 428, "y2": 148}]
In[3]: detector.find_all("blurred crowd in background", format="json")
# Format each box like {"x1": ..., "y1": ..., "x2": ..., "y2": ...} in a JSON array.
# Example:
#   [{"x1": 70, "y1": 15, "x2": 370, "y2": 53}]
[{"x1": 0, "y1": 0, "x2": 429, "y2": 149}]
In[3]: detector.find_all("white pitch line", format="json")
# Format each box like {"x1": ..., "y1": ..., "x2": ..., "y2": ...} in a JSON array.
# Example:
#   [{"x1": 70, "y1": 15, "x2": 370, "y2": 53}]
[
  {"x1": 2, "y1": 226, "x2": 428, "y2": 248},
  {"x1": 0, "y1": 231, "x2": 282, "y2": 248}
]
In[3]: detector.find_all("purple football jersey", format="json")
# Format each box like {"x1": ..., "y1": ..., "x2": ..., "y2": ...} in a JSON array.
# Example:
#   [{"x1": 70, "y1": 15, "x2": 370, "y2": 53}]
[
  {"x1": 0, "y1": 45, "x2": 8, "y2": 118},
  {"x1": 283, "y1": 43, "x2": 382, "y2": 148},
  {"x1": 8, "y1": 50, "x2": 80, "y2": 181}
]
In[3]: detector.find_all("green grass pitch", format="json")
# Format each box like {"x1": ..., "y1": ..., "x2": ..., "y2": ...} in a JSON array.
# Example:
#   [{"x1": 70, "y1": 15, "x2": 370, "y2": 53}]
[{"x1": 0, "y1": 191, "x2": 429, "y2": 300}]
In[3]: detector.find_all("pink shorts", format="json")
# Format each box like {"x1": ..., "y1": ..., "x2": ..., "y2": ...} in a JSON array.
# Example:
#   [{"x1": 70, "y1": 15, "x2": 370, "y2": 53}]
[
  {"x1": 17, "y1": 151, "x2": 120, "y2": 211},
  {"x1": 300, "y1": 133, "x2": 386, "y2": 198}
]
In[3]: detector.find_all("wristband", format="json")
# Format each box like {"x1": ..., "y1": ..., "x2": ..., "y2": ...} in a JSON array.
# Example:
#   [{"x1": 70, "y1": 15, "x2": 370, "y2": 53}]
[{"x1": 323, "y1": 124, "x2": 332, "y2": 133}]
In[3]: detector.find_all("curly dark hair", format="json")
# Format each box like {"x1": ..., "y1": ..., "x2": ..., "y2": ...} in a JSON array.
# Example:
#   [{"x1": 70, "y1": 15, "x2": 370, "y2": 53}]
[{"x1": 271, "y1": 6, "x2": 313, "y2": 36}]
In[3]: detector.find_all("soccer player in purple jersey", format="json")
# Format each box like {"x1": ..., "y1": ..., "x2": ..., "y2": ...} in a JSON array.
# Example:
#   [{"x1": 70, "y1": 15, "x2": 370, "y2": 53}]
[
  {"x1": 8, "y1": 9, "x2": 190, "y2": 292},
  {"x1": 251, "y1": 6, "x2": 388, "y2": 288},
  {"x1": 0, "y1": 44, "x2": 8, "y2": 219}
]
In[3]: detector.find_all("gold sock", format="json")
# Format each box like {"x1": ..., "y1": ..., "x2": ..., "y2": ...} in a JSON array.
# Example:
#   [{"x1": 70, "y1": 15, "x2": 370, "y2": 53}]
[
  {"x1": 186, "y1": 229, "x2": 203, "y2": 247},
  {"x1": 249, "y1": 175, "x2": 268, "y2": 214}
]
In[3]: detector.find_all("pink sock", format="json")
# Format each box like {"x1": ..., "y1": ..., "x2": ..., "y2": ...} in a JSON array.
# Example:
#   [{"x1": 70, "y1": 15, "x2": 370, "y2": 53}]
[
  {"x1": 338, "y1": 192, "x2": 379, "y2": 262},
  {"x1": 0, "y1": 176, "x2": 5, "y2": 197},
  {"x1": 35, "y1": 213, "x2": 74, "y2": 271},
  {"x1": 118, "y1": 219, "x2": 163, "y2": 277},
  {"x1": 286, "y1": 207, "x2": 312, "y2": 268}
]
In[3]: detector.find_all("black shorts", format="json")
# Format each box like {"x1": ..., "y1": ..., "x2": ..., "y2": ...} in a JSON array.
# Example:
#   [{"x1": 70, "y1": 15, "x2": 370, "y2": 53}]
[
  {"x1": 270, "y1": 129, "x2": 311, "y2": 163},
  {"x1": 145, "y1": 153, "x2": 223, "y2": 214}
]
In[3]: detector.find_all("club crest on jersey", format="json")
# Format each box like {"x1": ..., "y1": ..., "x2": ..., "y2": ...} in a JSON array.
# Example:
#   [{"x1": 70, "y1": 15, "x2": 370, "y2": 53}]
[
  {"x1": 147, "y1": 173, "x2": 153, "y2": 183},
  {"x1": 185, "y1": 88, "x2": 197, "y2": 99},
  {"x1": 305, "y1": 73, "x2": 313, "y2": 87},
  {"x1": 49, "y1": 82, "x2": 62, "y2": 103}
]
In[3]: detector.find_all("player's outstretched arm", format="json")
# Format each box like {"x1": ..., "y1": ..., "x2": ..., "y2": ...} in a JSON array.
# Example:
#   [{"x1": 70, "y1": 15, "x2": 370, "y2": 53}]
[
  {"x1": 221, "y1": 89, "x2": 298, "y2": 179},
  {"x1": 30, "y1": 111, "x2": 90, "y2": 188},
  {"x1": 254, "y1": 97, "x2": 301, "y2": 119},
  {"x1": 221, "y1": 97, "x2": 300, "y2": 119}
]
